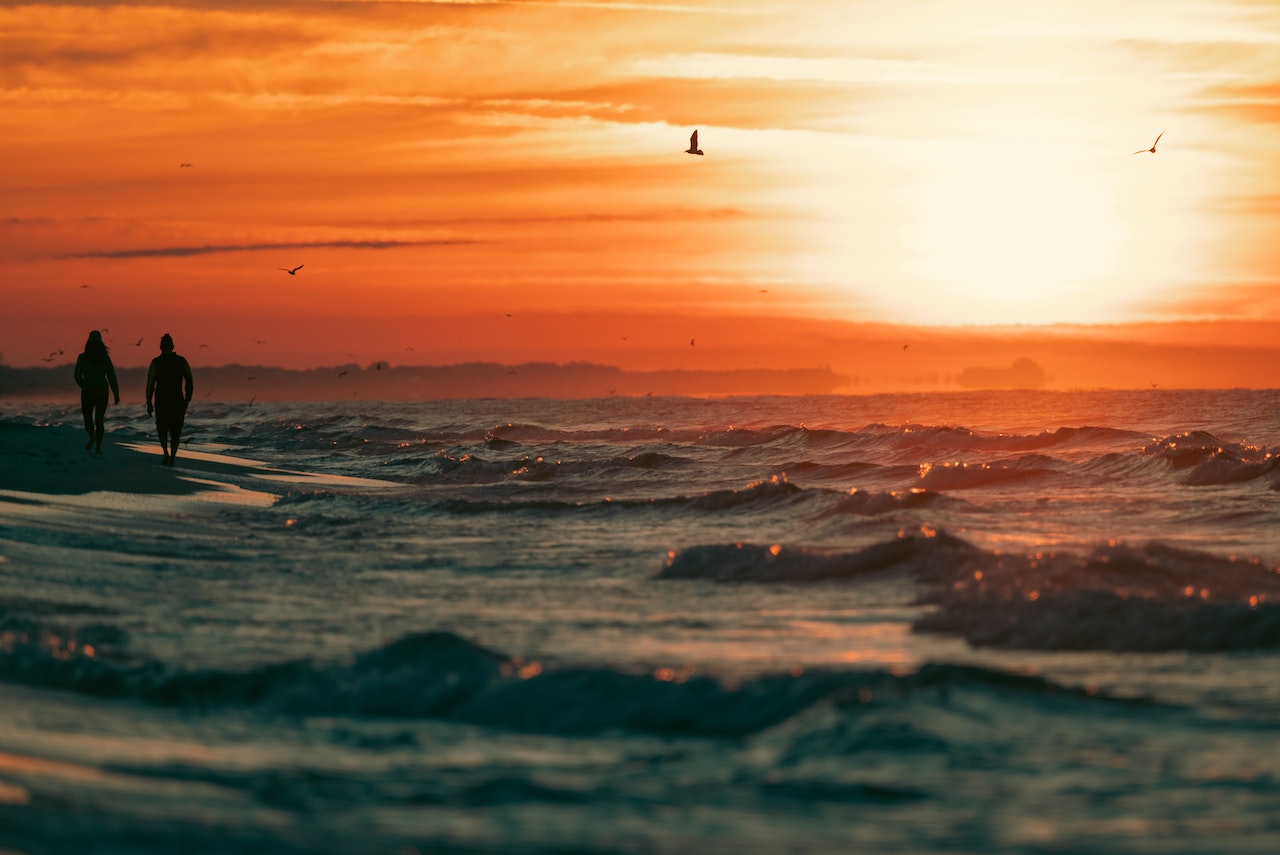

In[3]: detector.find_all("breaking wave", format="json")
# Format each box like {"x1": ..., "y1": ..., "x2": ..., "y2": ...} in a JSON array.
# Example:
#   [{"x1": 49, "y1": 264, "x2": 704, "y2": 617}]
[{"x1": 659, "y1": 531, "x2": 1280, "y2": 652}]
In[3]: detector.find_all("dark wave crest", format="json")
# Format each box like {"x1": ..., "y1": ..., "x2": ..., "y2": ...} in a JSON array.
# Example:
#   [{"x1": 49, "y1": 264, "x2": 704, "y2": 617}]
[
  {"x1": 424, "y1": 475, "x2": 838, "y2": 516},
  {"x1": 658, "y1": 530, "x2": 976, "y2": 584},
  {"x1": 659, "y1": 532, "x2": 1280, "y2": 652},
  {"x1": 1143, "y1": 431, "x2": 1280, "y2": 486},
  {"x1": 0, "y1": 617, "x2": 1154, "y2": 739},
  {"x1": 829, "y1": 487, "x2": 967, "y2": 516},
  {"x1": 917, "y1": 590, "x2": 1280, "y2": 651}
]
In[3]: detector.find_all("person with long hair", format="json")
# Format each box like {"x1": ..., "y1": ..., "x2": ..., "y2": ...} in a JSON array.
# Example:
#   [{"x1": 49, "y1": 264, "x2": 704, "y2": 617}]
[{"x1": 73, "y1": 330, "x2": 120, "y2": 454}]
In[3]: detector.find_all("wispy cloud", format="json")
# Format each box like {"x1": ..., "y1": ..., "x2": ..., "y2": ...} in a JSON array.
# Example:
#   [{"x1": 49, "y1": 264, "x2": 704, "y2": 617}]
[
  {"x1": 321, "y1": 0, "x2": 745, "y2": 12},
  {"x1": 1194, "y1": 81, "x2": 1280, "y2": 124},
  {"x1": 1141, "y1": 279, "x2": 1280, "y2": 319},
  {"x1": 631, "y1": 53, "x2": 1086, "y2": 88},
  {"x1": 62, "y1": 239, "x2": 481, "y2": 260}
]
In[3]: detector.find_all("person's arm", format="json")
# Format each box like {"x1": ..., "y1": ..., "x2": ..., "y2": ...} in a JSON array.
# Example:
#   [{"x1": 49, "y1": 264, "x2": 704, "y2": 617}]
[
  {"x1": 73, "y1": 355, "x2": 85, "y2": 389},
  {"x1": 146, "y1": 361, "x2": 156, "y2": 415},
  {"x1": 107, "y1": 359, "x2": 120, "y2": 404},
  {"x1": 183, "y1": 359, "x2": 194, "y2": 403}
]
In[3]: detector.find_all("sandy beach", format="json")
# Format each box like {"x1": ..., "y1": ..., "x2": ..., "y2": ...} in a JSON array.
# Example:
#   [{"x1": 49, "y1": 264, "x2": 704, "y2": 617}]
[{"x1": 0, "y1": 421, "x2": 393, "y2": 508}]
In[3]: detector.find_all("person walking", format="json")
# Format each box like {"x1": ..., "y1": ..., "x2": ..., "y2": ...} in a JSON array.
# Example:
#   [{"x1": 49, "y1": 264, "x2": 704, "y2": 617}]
[
  {"x1": 145, "y1": 333, "x2": 194, "y2": 466},
  {"x1": 73, "y1": 330, "x2": 120, "y2": 454}
]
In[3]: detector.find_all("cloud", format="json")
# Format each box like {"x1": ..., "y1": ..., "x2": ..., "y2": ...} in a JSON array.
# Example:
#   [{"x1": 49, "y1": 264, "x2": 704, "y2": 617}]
[
  {"x1": 1137, "y1": 279, "x2": 1280, "y2": 319},
  {"x1": 1193, "y1": 82, "x2": 1280, "y2": 125},
  {"x1": 504, "y1": 78, "x2": 884, "y2": 132},
  {"x1": 372, "y1": 208, "x2": 753, "y2": 227},
  {"x1": 61, "y1": 239, "x2": 480, "y2": 260}
]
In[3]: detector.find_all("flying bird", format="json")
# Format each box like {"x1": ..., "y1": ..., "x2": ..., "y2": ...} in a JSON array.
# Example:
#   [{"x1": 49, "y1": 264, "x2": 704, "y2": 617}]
[
  {"x1": 179, "y1": 163, "x2": 192, "y2": 168},
  {"x1": 1133, "y1": 131, "x2": 1164, "y2": 155},
  {"x1": 685, "y1": 130, "x2": 704, "y2": 156},
  {"x1": 134, "y1": 337, "x2": 144, "y2": 346},
  {"x1": 279, "y1": 264, "x2": 304, "y2": 275}
]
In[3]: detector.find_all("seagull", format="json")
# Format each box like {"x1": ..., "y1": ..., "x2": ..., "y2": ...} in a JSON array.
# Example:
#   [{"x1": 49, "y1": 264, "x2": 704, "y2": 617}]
[
  {"x1": 179, "y1": 163, "x2": 192, "y2": 168},
  {"x1": 134, "y1": 337, "x2": 144, "y2": 346},
  {"x1": 279, "y1": 264, "x2": 304, "y2": 275},
  {"x1": 685, "y1": 130, "x2": 704, "y2": 156},
  {"x1": 338, "y1": 370, "x2": 348, "y2": 378},
  {"x1": 1133, "y1": 130, "x2": 1164, "y2": 155}
]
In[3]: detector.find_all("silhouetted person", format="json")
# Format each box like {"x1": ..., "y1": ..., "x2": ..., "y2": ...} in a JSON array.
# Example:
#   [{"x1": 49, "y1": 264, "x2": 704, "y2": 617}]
[
  {"x1": 146, "y1": 333, "x2": 194, "y2": 466},
  {"x1": 73, "y1": 330, "x2": 120, "y2": 454}
]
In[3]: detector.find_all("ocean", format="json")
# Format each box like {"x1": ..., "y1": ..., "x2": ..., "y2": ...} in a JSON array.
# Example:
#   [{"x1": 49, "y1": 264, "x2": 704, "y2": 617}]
[{"x1": 1, "y1": 389, "x2": 1278, "y2": 854}]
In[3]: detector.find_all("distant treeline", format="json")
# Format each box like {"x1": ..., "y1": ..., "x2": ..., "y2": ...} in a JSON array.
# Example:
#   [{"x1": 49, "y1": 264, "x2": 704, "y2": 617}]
[{"x1": 0, "y1": 361, "x2": 852, "y2": 402}]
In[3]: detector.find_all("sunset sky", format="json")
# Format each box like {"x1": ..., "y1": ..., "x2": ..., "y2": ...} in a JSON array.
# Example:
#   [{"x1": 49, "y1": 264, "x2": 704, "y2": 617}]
[{"x1": 4, "y1": 0, "x2": 1280, "y2": 389}]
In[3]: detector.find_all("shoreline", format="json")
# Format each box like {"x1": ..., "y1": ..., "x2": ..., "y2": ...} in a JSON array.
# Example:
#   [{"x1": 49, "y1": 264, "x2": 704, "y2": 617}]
[{"x1": 0, "y1": 422, "x2": 395, "y2": 505}]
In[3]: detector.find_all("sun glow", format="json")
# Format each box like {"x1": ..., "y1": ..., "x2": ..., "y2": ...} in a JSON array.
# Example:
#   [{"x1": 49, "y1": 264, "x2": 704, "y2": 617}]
[
  {"x1": 897, "y1": 132, "x2": 1126, "y2": 324},
  {"x1": 794, "y1": 100, "x2": 1229, "y2": 326},
  {"x1": 3, "y1": 0, "x2": 1280, "y2": 375}
]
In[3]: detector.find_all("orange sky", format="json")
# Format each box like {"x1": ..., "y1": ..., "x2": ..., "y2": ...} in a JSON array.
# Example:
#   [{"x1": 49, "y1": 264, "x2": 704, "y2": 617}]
[{"x1": 4, "y1": 0, "x2": 1280, "y2": 390}]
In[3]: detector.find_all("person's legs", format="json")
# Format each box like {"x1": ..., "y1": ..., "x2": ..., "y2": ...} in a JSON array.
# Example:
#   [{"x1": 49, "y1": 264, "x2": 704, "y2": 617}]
[
  {"x1": 165, "y1": 428, "x2": 179, "y2": 463},
  {"x1": 168, "y1": 412, "x2": 185, "y2": 463},
  {"x1": 156, "y1": 411, "x2": 171, "y2": 464},
  {"x1": 92, "y1": 397, "x2": 107, "y2": 452},
  {"x1": 155, "y1": 401, "x2": 187, "y2": 465},
  {"x1": 81, "y1": 392, "x2": 95, "y2": 450}
]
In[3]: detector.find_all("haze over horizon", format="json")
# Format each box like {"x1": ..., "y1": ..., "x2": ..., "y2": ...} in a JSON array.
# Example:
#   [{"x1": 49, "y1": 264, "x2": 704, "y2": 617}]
[{"x1": 5, "y1": 0, "x2": 1280, "y2": 389}]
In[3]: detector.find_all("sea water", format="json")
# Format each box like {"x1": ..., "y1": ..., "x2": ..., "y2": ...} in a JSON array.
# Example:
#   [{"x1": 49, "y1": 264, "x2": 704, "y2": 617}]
[{"x1": 1, "y1": 390, "x2": 1278, "y2": 853}]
